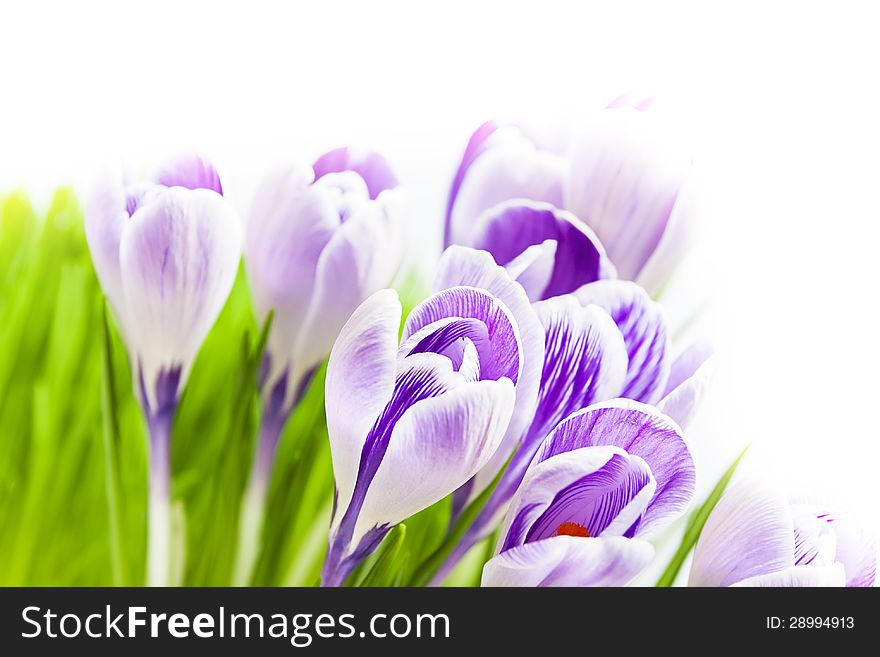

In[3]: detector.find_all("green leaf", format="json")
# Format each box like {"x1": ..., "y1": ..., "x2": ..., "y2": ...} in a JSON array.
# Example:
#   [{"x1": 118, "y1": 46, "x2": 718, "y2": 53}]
[
  {"x1": 655, "y1": 445, "x2": 749, "y2": 587},
  {"x1": 408, "y1": 454, "x2": 512, "y2": 587},
  {"x1": 100, "y1": 301, "x2": 126, "y2": 586},
  {"x1": 359, "y1": 524, "x2": 408, "y2": 587}
]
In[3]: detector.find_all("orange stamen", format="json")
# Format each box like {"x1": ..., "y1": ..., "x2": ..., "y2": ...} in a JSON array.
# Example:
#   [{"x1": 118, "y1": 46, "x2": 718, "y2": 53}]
[{"x1": 553, "y1": 522, "x2": 590, "y2": 538}]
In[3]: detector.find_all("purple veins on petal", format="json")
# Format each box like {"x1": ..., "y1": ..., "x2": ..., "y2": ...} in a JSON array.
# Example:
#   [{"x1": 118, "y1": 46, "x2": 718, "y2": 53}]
[
  {"x1": 533, "y1": 400, "x2": 695, "y2": 535},
  {"x1": 402, "y1": 285, "x2": 522, "y2": 385},
  {"x1": 574, "y1": 280, "x2": 671, "y2": 405},
  {"x1": 520, "y1": 453, "x2": 654, "y2": 547},
  {"x1": 470, "y1": 200, "x2": 612, "y2": 300}
]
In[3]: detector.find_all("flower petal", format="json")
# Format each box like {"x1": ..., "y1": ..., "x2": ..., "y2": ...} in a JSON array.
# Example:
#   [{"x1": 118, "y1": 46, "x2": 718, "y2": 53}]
[
  {"x1": 433, "y1": 246, "x2": 544, "y2": 497},
  {"x1": 470, "y1": 200, "x2": 613, "y2": 300},
  {"x1": 118, "y1": 187, "x2": 241, "y2": 409},
  {"x1": 523, "y1": 453, "x2": 655, "y2": 544},
  {"x1": 657, "y1": 341, "x2": 714, "y2": 429},
  {"x1": 293, "y1": 193, "x2": 403, "y2": 394},
  {"x1": 564, "y1": 108, "x2": 691, "y2": 283},
  {"x1": 354, "y1": 377, "x2": 515, "y2": 541},
  {"x1": 574, "y1": 280, "x2": 670, "y2": 404},
  {"x1": 448, "y1": 126, "x2": 565, "y2": 246},
  {"x1": 313, "y1": 147, "x2": 398, "y2": 200},
  {"x1": 525, "y1": 296, "x2": 628, "y2": 447},
  {"x1": 245, "y1": 164, "x2": 339, "y2": 389},
  {"x1": 826, "y1": 514, "x2": 877, "y2": 587},
  {"x1": 482, "y1": 535, "x2": 653, "y2": 587},
  {"x1": 445, "y1": 120, "x2": 499, "y2": 245},
  {"x1": 689, "y1": 479, "x2": 795, "y2": 587},
  {"x1": 85, "y1": 175, "x2": 131, "y2": 324},
  {"x1": 731, "y1": 564, "x2": 846, "y2": 587},
  {"x1": 154, "y1": 153, "x2": 223, "y2": 195},
  {"x1": 325, "y1": 289, "x2": 401, "y2": 522},
  {"x1": 498, "y1": 446, "x2": 625, "y2": 551},
  {"x1": 402, "y1": 285, "x2": 522, "y2": 385},
  {"x1": 533, "y1": 399, "x2": 694, "y2": 535}
]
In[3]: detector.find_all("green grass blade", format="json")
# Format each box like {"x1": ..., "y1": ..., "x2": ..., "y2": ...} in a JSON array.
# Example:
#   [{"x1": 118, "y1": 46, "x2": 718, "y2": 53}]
[
  {"x1": 655, "y1": 445, "x2": 749, "y2": 587},
  {"x1": 359, "y1": 524, "x2": 408, "y2": 587}
]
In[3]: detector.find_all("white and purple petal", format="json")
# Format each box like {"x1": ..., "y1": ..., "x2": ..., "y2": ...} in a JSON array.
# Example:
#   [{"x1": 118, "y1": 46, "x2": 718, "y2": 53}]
[
  {"x1": 153, "y1": 153, "x2": 223, "y2": 195},
  {"x1": 657, "y1": 341, "x2": 714, "y2": 429},
  {"x1": 402, "y1": 285, "x2": 523, "y2": 385},
  {"x1": 525, "y1": 297, "x2": 628, "y2": 447},
  {"x1": 313, "y1": 147, "x2": 398, "y2": 200},
  {"x1": 470, "y1": 200, "x2": 614, "y2": 300},
  {"x1": 355, "y1": 376, "x2": 515, "y2": 542},
  {"x1": 564, "y1": 108, "x2": 692, "y2": 286},
  {"x1": 325, "y1": 289, "x2": 401, "y2": 519},
  {"x1": 448, "y1": 126, "x2": 565, "y2": 246},
  {"x1": 689, "y1": 480, "x2": 795, "y2": 587},
  {"x1": 533, "y1": 399, "x2": 694, "y2": 535},
  {"x1": 119, "y1": 187, "x2": 242, "y2": 412},
  {"x1": 574, "y1": 279, "x2": 670, "y2": 404},
  {"x1": 482, "y1": 535, "x2": 653, "y2": 587},
  {"x1": 433, "y1": 246, "x2": 544, "y2": 501},
  {"x1": 731, "y1": 564, "x2": 846, "y2": 587}
]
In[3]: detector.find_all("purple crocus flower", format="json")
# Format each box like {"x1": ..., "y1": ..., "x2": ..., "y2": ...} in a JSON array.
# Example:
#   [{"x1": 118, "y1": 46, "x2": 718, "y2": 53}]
[
  {"x1": 85, "y1": 154, "x2": 241, "y2": 586},
  {"x1": 434, "y1": 258, "x2": 708, "y2": 583},
  {"x1": 243, "y1": 153, "x2": 402, "y2": 487},
  {"x1": 236, "y1": 149, "x2": 402, "y2": 582},
  {"x1": 321, "y1": 286, "x2": 522, "y2": 586},
  {"x1": 482, "y1": 400, "x2": 695, "y2": 586},
  {"x1": 445, "y1": 104, "x2": 696, "y2": 294},
  {"x1": 689, "y1": 480, "x2": 876, "y2": 587}
]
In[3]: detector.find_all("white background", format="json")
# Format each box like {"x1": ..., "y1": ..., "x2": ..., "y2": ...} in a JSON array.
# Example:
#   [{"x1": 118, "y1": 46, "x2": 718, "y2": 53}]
[{"x1": 2, "y1": 2, "x2": 878, "y2": 539}]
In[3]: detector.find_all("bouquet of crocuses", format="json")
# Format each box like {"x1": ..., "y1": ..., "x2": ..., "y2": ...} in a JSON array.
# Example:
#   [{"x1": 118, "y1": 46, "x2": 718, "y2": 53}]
[{"x1": 0, "y1": 98, "x2": 874, "y2": 588}]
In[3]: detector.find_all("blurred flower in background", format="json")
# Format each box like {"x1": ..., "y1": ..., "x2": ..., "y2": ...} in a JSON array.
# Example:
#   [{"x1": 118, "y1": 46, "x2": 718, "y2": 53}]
[
  {"x1": 238, "y1": 149, "x2": 403, "y2": 583},
  {"x1": 689, "y1": 479, "x2": 876, "y2": 587},
  {"x1": 84, "y1": 154, "x2": 242, "y2": 586}
]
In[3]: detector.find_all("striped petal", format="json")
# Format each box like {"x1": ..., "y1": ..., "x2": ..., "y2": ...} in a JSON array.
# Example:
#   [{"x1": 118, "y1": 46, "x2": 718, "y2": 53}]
[
  {"x1": 433, "y1": 246, "x2": 544, "y2": 500},
  {"x1": 525, "y1": 296, "x2": 628, "y2": 448},
  {"x1": 533, "y1": 400, "x2": 694, "y2": 535},
  {"x1": 325, "y1": 289, "x2": 401, "y2": 520},
  {"x1": 574, "y1": 280, "x2": 670, "y2": 404},
  {"x1": 402, "y1": 286, "x2": 522, "y2": 385},
  {"x1": 469, "y1": 200, "x2": 613, "y2": 300},
  {"x1": 689, "y1": 480, "x2": 795, "y2": 587}
]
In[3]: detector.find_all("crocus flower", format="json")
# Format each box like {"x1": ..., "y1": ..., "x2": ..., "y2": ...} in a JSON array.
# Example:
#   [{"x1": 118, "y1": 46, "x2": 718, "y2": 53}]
[
  {"x1": 85, "y1": 154, "x2": 241, "y2": 586},
  {"x1": 445, "y1": 104, "x2": 696, "y2": 294},
  {"x1": 245, "y1": 151, "x2": 402, "y2": 453},
  {"x1": 321, "y1": 285, "x2": 522, "y2": 586},
  {"x1": 237, "y1": 149, "x2": 402, "y2": 583},
  {"x1": 482, "y1": 400, "x2": 695, "y2": 586},
  {"x1": 434, "y1": 264, "x2": 707, "y2": 583},
  {"x1": 689, "y1": 480, "x2": 876, "y2": 587}
]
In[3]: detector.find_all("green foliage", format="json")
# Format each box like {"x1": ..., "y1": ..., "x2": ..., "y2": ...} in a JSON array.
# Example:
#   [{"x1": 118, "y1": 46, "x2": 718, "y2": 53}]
[
  {"x1": 0, "y1": 190, "x2": 487, "y2": 587},
  {"x1": 655, "y1": 445, "x2": 749, "y2": 587}
]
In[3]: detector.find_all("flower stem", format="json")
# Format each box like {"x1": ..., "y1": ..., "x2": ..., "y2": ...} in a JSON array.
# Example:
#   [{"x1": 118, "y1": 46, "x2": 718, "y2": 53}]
[
  {"x1": 232, "y1": 412, "x2": 286, "y2": 586},
  {"x1": 147, "y1": 411, "x2": 173, "y2": 587}
]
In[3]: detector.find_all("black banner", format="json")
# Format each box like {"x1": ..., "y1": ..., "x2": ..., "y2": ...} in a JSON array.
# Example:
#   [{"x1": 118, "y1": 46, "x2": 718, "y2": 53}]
[{"x1": 0, "y1": 587, "x2": 875, "y2": 653}]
